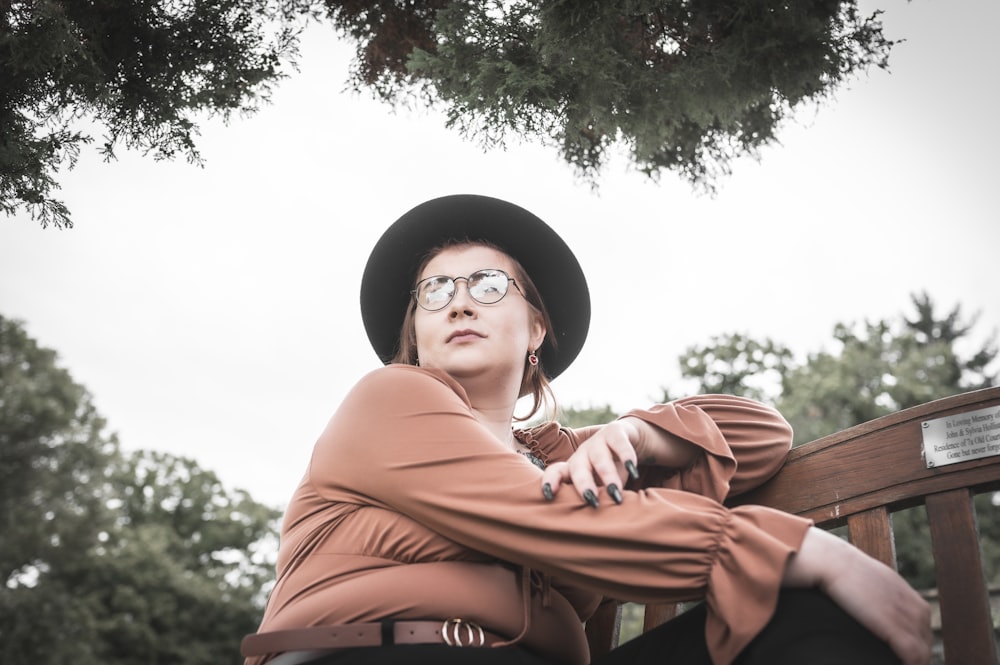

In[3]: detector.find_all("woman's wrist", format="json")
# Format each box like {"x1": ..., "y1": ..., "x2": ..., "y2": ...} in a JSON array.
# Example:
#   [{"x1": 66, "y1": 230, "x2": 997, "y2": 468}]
[
  {"x1": 783, "y1": 527, "x2": 850, "y2": 590},
  {"x1": 611, "y1": 417, "x2": 644, "y2": 459},
  {"x1": 618, "y1": 415, "x2": 699, "y2": 469}
]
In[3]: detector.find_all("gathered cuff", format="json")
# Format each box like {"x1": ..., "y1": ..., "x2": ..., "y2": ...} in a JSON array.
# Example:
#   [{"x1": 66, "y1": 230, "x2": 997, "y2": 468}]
[
  {"x1": 621, "y1": 401, "x2": 738, "y2": 502},
  {"x1": 703, "y1": 505, "x2": 812, "y2": 665}
]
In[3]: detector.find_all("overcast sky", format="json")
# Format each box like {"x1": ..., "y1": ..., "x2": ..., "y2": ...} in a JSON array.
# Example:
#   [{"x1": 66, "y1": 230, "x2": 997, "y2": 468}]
[{"x1": 1, "y1": 0, "x2": 997, "y2": 509}]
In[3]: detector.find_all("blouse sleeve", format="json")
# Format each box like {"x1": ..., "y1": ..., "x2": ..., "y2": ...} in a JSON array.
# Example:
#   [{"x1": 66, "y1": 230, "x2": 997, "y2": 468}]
[
  {"x1": 539, "y1": 395, "x2": 792, "y2": 502},
  {"x1": 312, "y1": 365, "x2": 811, "y2": 665},
  {"x1": 620, "y1": 395, "x2": 794, "y2": 502}
]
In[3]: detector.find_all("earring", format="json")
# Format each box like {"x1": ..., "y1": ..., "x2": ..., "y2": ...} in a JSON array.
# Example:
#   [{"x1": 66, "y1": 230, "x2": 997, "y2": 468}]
[{"x1": 527, "y1": 350, "x2": 538, "y2": 366}]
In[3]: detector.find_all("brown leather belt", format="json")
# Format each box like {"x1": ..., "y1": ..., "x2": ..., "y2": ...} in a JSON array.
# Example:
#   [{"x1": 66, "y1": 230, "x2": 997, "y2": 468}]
[{"x1": 241, "y1": 619, "x2": 506, "y2": 657}]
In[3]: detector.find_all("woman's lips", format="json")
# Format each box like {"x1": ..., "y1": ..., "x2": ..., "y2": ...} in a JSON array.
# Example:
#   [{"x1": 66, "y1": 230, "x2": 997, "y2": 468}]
[{"x1": 447, "y1": 329, "x2": 485, "y2": 343}]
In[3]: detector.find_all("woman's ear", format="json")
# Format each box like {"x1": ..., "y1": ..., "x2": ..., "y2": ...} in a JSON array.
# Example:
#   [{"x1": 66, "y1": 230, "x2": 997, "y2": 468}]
[{"x1": 529, "y1": 315, "x2": 546, "y2": 354}]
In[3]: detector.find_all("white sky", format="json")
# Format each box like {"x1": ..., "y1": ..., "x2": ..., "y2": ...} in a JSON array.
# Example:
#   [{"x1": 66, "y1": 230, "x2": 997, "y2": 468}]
[{"x1": 1, "y1": 0, "x2": 997, "y2": 509}]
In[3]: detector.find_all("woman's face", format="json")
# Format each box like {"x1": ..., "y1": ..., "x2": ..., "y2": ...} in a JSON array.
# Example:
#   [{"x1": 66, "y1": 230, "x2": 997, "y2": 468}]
[{"x1": 414, "y1": 245, "x2": 545, "y2": 387}]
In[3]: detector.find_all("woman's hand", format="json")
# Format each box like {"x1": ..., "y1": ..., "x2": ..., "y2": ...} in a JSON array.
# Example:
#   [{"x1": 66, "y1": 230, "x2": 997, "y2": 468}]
[
  {"x1": 540, "y1": 419, "x2": 640, "y2": 507},
  {"x1": 540, "y1": 417, "x2": 700, "y2": 507},
  {"x1": 784, "y1": 527, "x2": 933, "y2": 665}
]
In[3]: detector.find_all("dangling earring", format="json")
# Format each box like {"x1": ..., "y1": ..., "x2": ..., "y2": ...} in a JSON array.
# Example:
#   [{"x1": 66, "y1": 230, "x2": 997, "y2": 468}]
[{"x1": 527, "y1": 350, "x2": 538, "y2": 366}]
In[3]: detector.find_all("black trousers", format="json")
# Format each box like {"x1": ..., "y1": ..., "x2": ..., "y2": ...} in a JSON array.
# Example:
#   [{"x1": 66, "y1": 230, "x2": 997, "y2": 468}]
[{"x1": 304, "y1": 589, "x2": 898, "y2": 665}]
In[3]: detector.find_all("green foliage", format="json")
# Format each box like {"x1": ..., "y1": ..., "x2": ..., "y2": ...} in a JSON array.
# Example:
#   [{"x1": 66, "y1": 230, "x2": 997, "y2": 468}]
[
  {"x1": 777, "y1": 293, "x2": 996, "y2": 445},
  {"x1": 0, "y1": 313, "x2": 120, "y2": 585},
  {"x1": 670, "y1": 293, "x2": 997, "y2": 445},
  {"x1": 669, "y1": 293, "x2": 998, "y2": 592},
  {"x1": 3, "y1": 1, "x2": 899, "y2": 226},
  {"x1": 0, "y1": 314, "x2": 280, "y2": 665},
  {"x1": 678, "y1": 332, "x2": 794, "y2": 403},
  {"x1": 557, "y1": 403, "x2": 620, "y2": 428},
  {"x1": 329, "y1": 0, "x2": 896, "y2": 188},
  {"x1": 77, "y1": 466, "x2": 279, "y2": 665},
  {"x1": 779, "y1": 320, "x2": 910, "y2": 443},
  {"x1": 1, "y1": 0, "x2": 315, "y2": 228}
]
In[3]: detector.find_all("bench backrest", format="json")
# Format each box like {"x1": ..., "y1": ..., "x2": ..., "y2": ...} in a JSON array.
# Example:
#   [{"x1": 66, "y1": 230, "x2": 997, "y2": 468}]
[{"x1": 585, "y1": 387, "x2": 1000, "y2": 665}]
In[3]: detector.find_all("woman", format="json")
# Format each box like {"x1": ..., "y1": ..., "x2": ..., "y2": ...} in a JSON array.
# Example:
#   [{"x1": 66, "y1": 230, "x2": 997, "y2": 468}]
[{"x1": 242, "y1": 195, "x2": 930, "y2": 665}]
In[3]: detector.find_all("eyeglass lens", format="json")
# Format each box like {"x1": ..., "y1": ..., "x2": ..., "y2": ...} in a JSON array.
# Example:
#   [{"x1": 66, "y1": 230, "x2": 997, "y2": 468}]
[{"x1": 415, "y1": 269, "x2": 512, "y2": 311}]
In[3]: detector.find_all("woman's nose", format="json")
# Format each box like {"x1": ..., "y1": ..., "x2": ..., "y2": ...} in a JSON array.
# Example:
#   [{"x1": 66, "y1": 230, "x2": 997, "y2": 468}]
[{"x1": 448, "y1": 280, "x2": 477, "y2": 316}]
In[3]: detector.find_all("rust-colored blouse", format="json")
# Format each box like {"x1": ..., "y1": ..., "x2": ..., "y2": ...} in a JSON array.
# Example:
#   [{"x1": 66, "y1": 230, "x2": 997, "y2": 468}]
[{"x1": 247, "y1": 365, "x2": 812, "y2": 665}]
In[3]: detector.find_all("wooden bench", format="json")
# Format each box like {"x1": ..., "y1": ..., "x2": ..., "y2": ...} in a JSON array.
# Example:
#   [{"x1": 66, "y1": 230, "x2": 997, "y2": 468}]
[{"x1": 585, "y1": 386, "x2": 1000, "y2": 665}]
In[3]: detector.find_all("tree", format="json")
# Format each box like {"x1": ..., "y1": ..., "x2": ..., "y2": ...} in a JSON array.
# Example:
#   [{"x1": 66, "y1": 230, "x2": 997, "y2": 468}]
[
  {"x1": 903, "y1": 290, "x2": 996, "y2": 393},
  {"x1": 673, "y1": 293, "x2": 997, "y2": 444},
  {"x1": 4, "y1": 1, "x2": 898, "y2": 228},
  {"x1": 670, "y1": 293, "x2": 998, "y2": 590},
  {"x1": 777, "y1": 293, "x2": 996, "y2": 445},
  {"x1": 0, "y1": 313, "x2": 121, "y2": 664},
  {"x1": 0, "y1": 312, "x2": 120, "y2": 589},
  {"x1": 678, "y1": 332, "x2": 794, "y2": 403},
  {"x1": 0, "y1": 314, "x2": 281, "y2": 665},
  {"x1": 557, "y1": 403, "x2": 619, "y2": 428},
  {"x1": 329, "y1": 0, "x2": 896, "y2": 187},
  {"x1": 0, "y1": 0, "x2": 313, "y2": 229},
  {"x1": 77, "y1": 450, "x2": 280, "y2": 665}
]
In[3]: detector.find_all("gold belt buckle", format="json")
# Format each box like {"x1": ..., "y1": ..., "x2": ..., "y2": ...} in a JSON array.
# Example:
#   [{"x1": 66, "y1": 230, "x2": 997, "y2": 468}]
[{"x1": 441, "y1": 618, "x2": 486, "y2": 647}]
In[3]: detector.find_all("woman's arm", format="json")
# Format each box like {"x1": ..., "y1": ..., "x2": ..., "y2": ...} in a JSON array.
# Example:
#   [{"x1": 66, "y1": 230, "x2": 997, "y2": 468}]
[
  {"x1": 541, "y1": 417, "x2": 698, "y2": 506},
  {"x1": 784, "y1": 527, "x2": 932, "y2": 665},
  {"x1": 546, "y1": 395, "x2": 793, "y2": 506}
]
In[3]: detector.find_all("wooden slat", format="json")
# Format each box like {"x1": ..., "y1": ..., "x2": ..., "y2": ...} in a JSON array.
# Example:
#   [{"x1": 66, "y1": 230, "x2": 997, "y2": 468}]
[
  {"x1": 732, "y1": 387, "x2": 1000, "y2": 525},
  {"x1": 642, "y1": 602, "x2": 680, "y2": 632},
  {"x1": 847, "y1": 506, "x2": 897, "y2": 570},
  {"x1": 585, "y1": 600, "x2": 621, "y2": 658},
  {"x1": 925, "y1": 490, "x2": 998, "y2": 665}
]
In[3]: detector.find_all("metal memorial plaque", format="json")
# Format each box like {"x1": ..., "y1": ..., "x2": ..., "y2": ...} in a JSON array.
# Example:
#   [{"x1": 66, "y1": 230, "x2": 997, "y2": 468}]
[{"x1": 922, "y1": 404, "x2": 1000, "y2": 468}]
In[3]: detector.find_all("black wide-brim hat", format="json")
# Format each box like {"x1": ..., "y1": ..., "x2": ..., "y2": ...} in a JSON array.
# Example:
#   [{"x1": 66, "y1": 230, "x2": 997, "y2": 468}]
[{"x1": 360, "y1": 194, "x2": 590, "y2": 381}]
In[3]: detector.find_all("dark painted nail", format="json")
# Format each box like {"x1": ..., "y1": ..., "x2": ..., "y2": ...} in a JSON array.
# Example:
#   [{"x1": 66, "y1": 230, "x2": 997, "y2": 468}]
[
  {"x1": 608, "y1": 484, "x2": 623, "y2": 505},
  {"x1": 625, "y1": 460, "x2": 639, "y2": 480},
  {"x1": 583, "y1": 489, "x2": 599, "y2": 509},
  {"x1": 542, "y1": 483, "x2": 554, "y2": 501}
]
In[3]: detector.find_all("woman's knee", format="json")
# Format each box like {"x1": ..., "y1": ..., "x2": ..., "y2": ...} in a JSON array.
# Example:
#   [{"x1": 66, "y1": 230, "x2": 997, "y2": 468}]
[{"x1": 737, "y1": 588, "x2": 898, "y2": 665}]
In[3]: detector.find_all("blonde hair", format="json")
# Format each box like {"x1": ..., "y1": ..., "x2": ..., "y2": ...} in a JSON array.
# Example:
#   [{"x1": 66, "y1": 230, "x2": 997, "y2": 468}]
[{"x1": 391, "y1": 240, "x2": 557, "y2": 421}]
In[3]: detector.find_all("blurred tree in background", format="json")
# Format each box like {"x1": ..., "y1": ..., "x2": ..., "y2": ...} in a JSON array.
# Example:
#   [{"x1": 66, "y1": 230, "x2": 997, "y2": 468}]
[
  {"x1": 557, "y1": 403, "x2": 619, "y2": 428},
  {"x1": 0, "y1": 311, "x2": 121, "y2": 662},
  {"x1": 675, "y1": 291, "x2": 998, "y2": 590},
  {"x1": 0, "y1": 314, "x2": 279, "y2": 665},
  {"x1": 676, "y1": 292, "x2": 997, "y2": 444},
  {"x1": 0, "y1": 0, "x2": 316, "y2": 229},
  {"x1": 3, "y1": 0, "x2": 896, "y2": 228},
  {"x1": 675, "y1": 333, "x2": 794, "y2": 405}
]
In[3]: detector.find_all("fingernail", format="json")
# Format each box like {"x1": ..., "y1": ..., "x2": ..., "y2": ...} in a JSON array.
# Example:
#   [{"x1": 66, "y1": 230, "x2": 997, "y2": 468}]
[
  {"x1": 583, "y1": 489, "x2": 599, "y2": 509},
  {"x1": 608, "y1": 484, "x2": 623, "y2": 505},
  {"x1": 625, "y1": 460, "x2": 639, "y2": 480},
  {"x1": 542, "y1": 483, "x2": 554, "y2": 501}
]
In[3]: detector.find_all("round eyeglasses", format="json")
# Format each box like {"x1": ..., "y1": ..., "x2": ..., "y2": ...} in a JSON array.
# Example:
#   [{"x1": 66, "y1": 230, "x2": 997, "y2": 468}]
[{"x1": 411, "y1": 268, "x2": 523, "y2": 312}]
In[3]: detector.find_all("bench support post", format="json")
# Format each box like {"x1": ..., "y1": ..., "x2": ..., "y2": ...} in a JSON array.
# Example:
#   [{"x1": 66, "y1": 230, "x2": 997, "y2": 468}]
[{"x1": 926, "y1": 489, "x2": 997, "y2": 665}]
